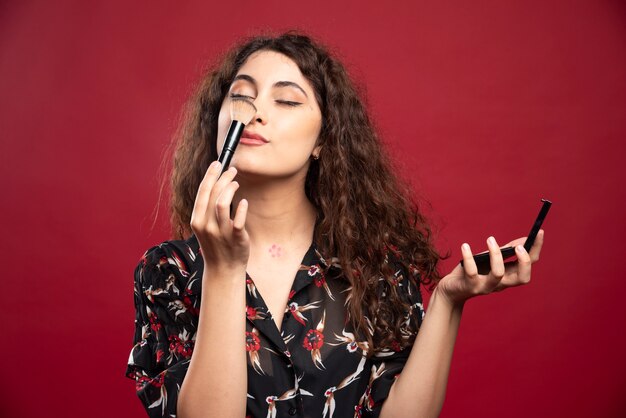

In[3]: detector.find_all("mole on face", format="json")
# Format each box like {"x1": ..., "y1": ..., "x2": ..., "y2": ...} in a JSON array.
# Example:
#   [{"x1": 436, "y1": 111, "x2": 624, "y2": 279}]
[{"x1": 269, "y1": 244, "x2": 283, "y2": 258}]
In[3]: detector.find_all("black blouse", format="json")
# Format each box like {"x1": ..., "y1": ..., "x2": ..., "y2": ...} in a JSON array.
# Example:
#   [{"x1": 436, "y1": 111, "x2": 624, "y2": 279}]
[{"x1": 125, "y1": 234, "x2": 425, "y2": 418}]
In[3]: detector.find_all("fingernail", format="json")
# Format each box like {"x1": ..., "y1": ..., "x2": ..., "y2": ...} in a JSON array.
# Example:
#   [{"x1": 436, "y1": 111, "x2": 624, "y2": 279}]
[
  {"x1": 462, "y1": 243, "x2": 470, "y2": 252},
  {"x1": 211, "y1": 161, "x2": 221, "y2": 170},
  {"x1": 516, "y1": 245, "x2": 525, "y2": 253},
  {"x1": 487, "y1": 236, "x2": 496, "y2": 246}
]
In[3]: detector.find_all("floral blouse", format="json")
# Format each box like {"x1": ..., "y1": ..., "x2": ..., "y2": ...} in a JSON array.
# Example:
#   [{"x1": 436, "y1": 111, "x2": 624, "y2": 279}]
[{"x1": 125, "y1": 233, "x2": 425, "y2": 418}]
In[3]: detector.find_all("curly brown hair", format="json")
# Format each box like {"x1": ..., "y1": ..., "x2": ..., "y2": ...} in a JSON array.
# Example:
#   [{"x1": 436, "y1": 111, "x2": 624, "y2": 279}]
[{"x1": 158, "y1": 31, "x2": 444, "y2": 357}]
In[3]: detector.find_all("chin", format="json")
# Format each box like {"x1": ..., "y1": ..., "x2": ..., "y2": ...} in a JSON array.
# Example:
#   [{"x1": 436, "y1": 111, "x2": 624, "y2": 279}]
[{"x1": 236, "y1": 159, "x2": 307, "y2": 181}]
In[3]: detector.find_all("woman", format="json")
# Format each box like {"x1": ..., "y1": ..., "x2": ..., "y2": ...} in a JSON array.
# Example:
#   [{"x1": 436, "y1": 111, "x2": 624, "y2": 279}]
[{"x1": 125, "y1": 32, "x2": 544, "y2": 418}]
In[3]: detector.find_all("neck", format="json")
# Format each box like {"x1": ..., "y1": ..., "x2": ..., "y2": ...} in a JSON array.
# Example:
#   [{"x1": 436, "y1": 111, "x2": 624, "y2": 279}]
[{"x1": 231, "y1": 172, "x2": 318, "y2": 250}]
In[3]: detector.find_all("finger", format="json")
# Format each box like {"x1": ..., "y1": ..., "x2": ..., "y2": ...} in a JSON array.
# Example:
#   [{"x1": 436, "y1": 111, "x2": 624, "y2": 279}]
[
  {"x1": 514, "y1": 244, "x2": 532, "y2": 284},
  {"x1": 460, "y1": 243, "x2": 479, "y2": 278},
  {"x1": 232, "y1": 199, "x2": 249, "y2": 233},
  {"x1": 528, "y1": 229, "x2": 545, "y2": 263},
  {"x1": 504, "y1": 236, "x2": 526, "y2": 248},
  {"x1": 206, "y1": 167, "x2": 238, "y2": 226},
  {"x1": 215, "y1": 180, "x2": 240, "y2": 233},
  {"x1": 487, "y1": 236, "x2": 505, "y2": 282},
  {"x1": 191, "y1": 161, "x2": 222, "y2": 228},
  {"x1": 493, "y1": 244, "x2": 533, "y2": 291}
]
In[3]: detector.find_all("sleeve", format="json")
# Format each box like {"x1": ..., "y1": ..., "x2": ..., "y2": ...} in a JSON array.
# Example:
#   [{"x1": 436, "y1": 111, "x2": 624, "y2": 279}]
[
  {"x1": 125, "y1": 243, "x2": 200, "y2": 418},
  {"x1": 360, "y1": 253, "x2": 426, "y2": 418}
]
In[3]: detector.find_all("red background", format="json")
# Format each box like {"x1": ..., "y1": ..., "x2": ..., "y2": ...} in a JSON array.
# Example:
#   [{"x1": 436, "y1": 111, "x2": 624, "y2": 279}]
[{"x1": 2, "y1": 0, "x2": 625, "y2": 417}]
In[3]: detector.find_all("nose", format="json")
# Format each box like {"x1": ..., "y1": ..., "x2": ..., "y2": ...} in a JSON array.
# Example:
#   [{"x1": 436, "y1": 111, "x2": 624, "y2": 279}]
[{"x1": 248, "y1": 98, "x2": 267, "y2": 125}]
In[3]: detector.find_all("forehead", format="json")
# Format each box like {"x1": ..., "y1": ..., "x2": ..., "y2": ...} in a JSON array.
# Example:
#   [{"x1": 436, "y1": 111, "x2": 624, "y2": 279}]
[{"x1": 235, "y1": 50, "x2": 309, "y2": 88}]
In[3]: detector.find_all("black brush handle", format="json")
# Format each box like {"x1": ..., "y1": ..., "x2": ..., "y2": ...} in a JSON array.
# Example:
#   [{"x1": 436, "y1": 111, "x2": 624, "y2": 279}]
[{"x1": 218, "y1": 120, "x2": 245, "y2": 176}]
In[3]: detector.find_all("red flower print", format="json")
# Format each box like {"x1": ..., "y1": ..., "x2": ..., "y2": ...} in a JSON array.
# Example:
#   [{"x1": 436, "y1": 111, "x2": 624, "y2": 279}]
[
  {"x1": 149, "y1": 372, "x2": 165, "y2": 388},
  {"x1": 354, "y1": 405, "x2": 363, "y2": 417},
  {"x1": 314, "y1": 274, "x2": 326, "y2": 288},
  {"x1": 246, "y1": 328, "x2": 265, "y2": 375},
  {"x1": 308, "y1": 265, "x2": 321, "y2": 276},
  {"x1": 304, "y1": 310, "x2": 327, "y2": 369},
  {"x1": 390, "y1": 340, "x2": 402, "y2": 352},
  {"x1": 288, "y1": 300, "x2": 321, "y2": 326},
  {"x1": 246, "y1": 331, "x2": 261, "y2": 352},
  {"x1": 246, "y1": 305, "x2": 266, "y2": 321},
  {"x1": 303, "y1": 329, "x2": 324, "y2": 351},
  {"x1": 182, "y1": 295, "x2": 199, "y2": 316},
  {"x1": 246, "y1": 277, "x2": 258, "y2": 298},
  {"x1": 168, "y1": 334, "x2": 194, "y2": 358},
  {"x1": 156, "y1": 349, "x2": 164, "y2": 363},
  {"x1": 363, "y1": 386, "x2": 375, "y2": 410},
  {"x1": 135, "y1": 374, "x2": 151, "y2": 390},
  {"x1": 246, "y1": 306, "x2": 257, "y2": 320},
  {"x1": 148, "y1": 312, "x2": 162, "y2": 332},
  {"x1": 314, "y1": 270, "x2": 336, "y2": 301},
  {"x1": 288, "y1": 289, "x2": 296, "y2": 300}
]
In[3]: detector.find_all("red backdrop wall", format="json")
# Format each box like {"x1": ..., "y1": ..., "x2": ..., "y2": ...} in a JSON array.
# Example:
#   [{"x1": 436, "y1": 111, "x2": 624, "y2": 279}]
[{"x1": 2, "y1": 0, "x2": 625, "y2": 417}]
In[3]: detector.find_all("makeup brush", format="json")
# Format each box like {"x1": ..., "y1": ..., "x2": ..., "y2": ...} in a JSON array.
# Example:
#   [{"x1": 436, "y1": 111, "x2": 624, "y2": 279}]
[{"x1": 217, "y1": 98, "x2": 257, "y2": 176}]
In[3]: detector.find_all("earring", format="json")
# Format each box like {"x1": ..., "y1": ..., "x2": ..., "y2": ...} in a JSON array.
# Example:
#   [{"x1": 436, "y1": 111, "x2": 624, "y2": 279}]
[{"x1": 312, "y1": 154, "x2": 319, "y2": 160}]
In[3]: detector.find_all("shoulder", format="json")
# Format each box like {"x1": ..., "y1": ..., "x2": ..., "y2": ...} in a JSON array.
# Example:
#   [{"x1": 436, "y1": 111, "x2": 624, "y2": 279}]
[{"x1": 134, "y1": 234, "x2": 203, "y2": 298}]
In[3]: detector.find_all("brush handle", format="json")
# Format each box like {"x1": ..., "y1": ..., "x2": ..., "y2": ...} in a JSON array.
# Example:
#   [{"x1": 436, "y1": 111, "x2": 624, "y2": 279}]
[{"x1": 218, "y1": 120, "x2": 245, "y2": 176}]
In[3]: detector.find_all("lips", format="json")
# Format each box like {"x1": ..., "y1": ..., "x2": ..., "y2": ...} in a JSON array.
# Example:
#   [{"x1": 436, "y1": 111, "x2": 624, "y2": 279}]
[{"x1": 240, "y1": 130, "x2": 269, "y2": 145}]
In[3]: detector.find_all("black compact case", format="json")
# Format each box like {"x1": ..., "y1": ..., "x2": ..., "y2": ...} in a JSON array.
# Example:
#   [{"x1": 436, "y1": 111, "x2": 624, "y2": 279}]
[{"x1": 460, "y1": 199, "x2": 552, "y2": 275}]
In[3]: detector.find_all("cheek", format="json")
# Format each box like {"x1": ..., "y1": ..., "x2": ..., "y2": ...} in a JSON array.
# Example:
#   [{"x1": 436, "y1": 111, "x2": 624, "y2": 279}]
[{"x1": 282, "y1": 111, "x2": 322, "y2": 147}]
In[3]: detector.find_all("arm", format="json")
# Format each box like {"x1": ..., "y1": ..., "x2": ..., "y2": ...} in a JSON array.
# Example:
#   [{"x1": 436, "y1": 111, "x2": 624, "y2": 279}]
[
  {"x1": 176, "y1": 266, "x2": 247, "y2": 418},
  {"x1": 378, "y1": 287, "x2": 463, "y2": 418},
  {"x1": 380, "y1": 231, "x2": 545, "y2": 418},
  {"x1": 177, "y1": 162, "x2": 251, "y2": 418},
  {"x1": 126, "y1": 248, "x2": 247, "y2": 418}
]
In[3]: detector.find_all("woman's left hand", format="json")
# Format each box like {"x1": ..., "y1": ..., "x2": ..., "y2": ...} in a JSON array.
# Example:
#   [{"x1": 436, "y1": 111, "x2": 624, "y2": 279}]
[{"x1": 436, "y1": 229, "x2": 545, "y2": 306}]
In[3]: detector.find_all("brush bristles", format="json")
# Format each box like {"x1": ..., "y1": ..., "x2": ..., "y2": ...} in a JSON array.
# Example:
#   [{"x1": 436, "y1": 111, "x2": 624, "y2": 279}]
[{"x1": 230, "y1": 99, "x2": 257, "y2": 125}]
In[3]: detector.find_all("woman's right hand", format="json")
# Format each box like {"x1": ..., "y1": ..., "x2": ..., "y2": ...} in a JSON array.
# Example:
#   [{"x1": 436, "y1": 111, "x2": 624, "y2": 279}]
[{"x1": 190, "y1": 161, "x2": 250, "y2": 275}]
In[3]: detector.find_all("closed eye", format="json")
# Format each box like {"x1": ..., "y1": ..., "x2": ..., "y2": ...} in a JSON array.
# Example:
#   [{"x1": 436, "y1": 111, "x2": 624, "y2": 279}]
[
  {"x1": 276, "y1": 100, "x2": 302, "y2": 107},
  {"x1": 230, "y1": 93, "x2": 254, "y2": 100}
]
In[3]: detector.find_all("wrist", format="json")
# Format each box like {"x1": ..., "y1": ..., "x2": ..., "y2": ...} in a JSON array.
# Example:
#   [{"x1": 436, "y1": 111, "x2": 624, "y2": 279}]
[{"x1": 433, "y1": 285, "x2": 466, "y2": 311}]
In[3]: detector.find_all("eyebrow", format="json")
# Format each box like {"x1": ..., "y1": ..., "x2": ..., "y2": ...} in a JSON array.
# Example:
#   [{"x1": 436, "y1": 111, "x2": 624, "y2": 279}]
[{"x1": 232, "y1": 74, "x2": 309, "y2": 98}]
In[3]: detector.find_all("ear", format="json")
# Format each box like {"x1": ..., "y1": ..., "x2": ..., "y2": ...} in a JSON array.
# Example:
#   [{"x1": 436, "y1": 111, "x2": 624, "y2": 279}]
[{"x1": 312, "y1": 144, "x2": 323, "y2": 159}]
